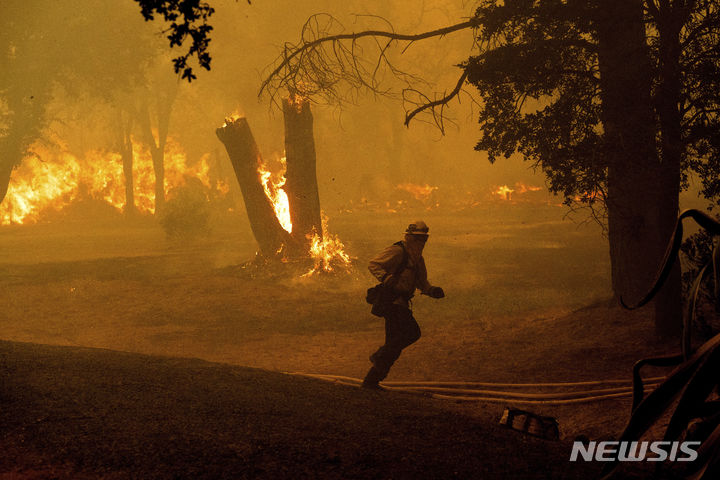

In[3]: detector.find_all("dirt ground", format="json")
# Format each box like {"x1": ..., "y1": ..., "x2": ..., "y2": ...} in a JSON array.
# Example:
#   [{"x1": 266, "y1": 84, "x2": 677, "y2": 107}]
[
  {"x1": 1, "y1": 340, "x2": 607, "y2": 480},
  {"x1": 0, "y1": 207, "x2": 685, "y2": 477}
]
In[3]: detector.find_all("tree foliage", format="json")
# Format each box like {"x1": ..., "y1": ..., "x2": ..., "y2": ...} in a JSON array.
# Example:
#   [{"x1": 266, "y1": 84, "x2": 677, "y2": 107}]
[
  {"x1": 669, "y1": 0, "x2": 720, "y2": 205},
  {"x1": 469, "y1": 0, "x2": 720, "y2": 209},
  {"x1": 467, "y1": 1, "x2": 604, "y2": 213},
  {"x1": 134, "y1": 0, "x2": 219, "y2": 81}
]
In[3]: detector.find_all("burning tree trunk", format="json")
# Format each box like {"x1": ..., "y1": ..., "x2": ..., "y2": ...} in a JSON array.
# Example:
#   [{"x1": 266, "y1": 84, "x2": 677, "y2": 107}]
[
  {"x1": 216, "y1": 117, "x2": 293, "y2": 258},
  {"x1": 283, "y1": 96, "x2": 322, "y2": 247}
]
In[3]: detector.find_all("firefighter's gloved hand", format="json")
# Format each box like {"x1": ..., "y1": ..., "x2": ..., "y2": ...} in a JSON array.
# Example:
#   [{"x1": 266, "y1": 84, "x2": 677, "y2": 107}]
[{"x1": 428, "y1": 286, "x2": 445, "y2": 299}]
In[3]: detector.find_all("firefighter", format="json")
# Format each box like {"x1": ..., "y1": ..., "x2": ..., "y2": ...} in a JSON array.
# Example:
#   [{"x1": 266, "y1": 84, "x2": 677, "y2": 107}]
[{"x1": 362, "y1": 220, "x2": 445, "y2": 389}]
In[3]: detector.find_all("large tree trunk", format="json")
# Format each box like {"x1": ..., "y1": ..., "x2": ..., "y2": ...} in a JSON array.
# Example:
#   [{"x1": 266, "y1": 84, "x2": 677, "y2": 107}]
[
  {"x1": 283, "y1": 97, "x2": 322, "y2": 247},
  {"x1": 653, "y1": 4, "x2": 686, "y2": 337},
  {"x1": 596, "y1": 0, "x2": 681, "y2": 336},
  {"x1": 216, "y1": 118, "x2": 294, "y2": 258}
]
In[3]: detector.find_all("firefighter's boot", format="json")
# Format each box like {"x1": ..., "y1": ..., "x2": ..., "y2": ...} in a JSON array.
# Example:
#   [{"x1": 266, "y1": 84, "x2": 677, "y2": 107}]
[{"x1": 361, "y1": 366, "x2": 385, "y2": 390}]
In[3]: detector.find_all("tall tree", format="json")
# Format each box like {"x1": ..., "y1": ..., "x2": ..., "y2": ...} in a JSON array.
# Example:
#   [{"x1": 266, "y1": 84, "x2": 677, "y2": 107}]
[
  {"x1": 597, "y1": 0, "x2": 681, "y2": 334},
  {"x1": 466, "y1": 0, "x2": 686, "y2": 334},
  {"x1": 139, "y1": 70, "x2": 179, "y2": 216},
  {"x1": 646, "y1": 0, "x2": 695, "y2": 336}
]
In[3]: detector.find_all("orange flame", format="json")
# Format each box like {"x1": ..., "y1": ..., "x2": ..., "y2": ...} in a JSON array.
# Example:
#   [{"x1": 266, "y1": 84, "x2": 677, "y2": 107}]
[
  {"x1": 396, "y1": 182, "x2": 438, "y2": 200},
  {"x1": 572, "y1": 190, "x2": 602, "y2": 203},
  {"x1": 514, "y1": 182, "x2": 542, "y2": 194},
  {"x1": 303, "y1": 212, "x2": 352, "y2": 276},
  {"x1": 0, "y1": 137, "x2": 227, "y2": 225},
  {"x1": 0, "y1": 151, "x2": 81, "y2": 224},
  {"x1": 222, "y1": 109, "x2": 245, "y2": 128},
  {"x1": 493, "y1": 185, "x2": 514, "y2": 200},
  {"x1": 492, "y1": 183, "x2": 543, "y2": 202},
  {"x1": 287, "y1": 92, "x2": 307, "y2": 113},
  {"x1": 257, "y1": 154, "x2": 292, "y2": 233}
]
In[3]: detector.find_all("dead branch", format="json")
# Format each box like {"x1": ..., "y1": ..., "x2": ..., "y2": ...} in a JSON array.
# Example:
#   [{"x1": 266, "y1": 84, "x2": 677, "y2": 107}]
[
  {"x1": 403, "y1": 69, "x2": 469, "y2": 132},
  {"x1": 259, "y1": 13, "x2": 481, "y2": 130}
]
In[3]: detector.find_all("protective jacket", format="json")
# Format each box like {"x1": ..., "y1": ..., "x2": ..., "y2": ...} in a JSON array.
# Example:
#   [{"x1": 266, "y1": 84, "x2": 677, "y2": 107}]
[{"x1": 368, "y1": 241, "x2": 434, "y2": 306}]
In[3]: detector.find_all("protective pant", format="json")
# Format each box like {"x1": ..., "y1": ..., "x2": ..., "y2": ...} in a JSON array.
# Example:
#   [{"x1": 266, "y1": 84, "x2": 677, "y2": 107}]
[{"x1": 363, "y1": 304, "x2": 421, "y2": 386}]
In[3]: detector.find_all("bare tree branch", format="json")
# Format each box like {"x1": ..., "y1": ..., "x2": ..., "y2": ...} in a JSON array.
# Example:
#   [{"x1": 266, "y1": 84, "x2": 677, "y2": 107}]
[
  {"x1": 258, "y1": 13, "x2": 481, "y2": 131},
  {"x1": 403, "y1": 69, "x2": 468, "y2": 130},
  {"x1": 258, "y1": 16, "x2": 480, "y2": 97}
]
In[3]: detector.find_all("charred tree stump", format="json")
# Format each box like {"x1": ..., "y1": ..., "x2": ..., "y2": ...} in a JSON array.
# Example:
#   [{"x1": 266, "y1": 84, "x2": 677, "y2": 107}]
[
  {"x1": 283, "y1": 97, "x2": 322, "y2": 247},
  {"x1": 216, "y1": 118, "x2": 293, "y2": 258},
  {"x1": 217, "y1": 99, "x2": 326, "y2": 268}
]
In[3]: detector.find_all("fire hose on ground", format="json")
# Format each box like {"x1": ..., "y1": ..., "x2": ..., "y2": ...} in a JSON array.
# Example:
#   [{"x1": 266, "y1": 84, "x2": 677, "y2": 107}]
[{"x1": 287, "y1": 372, "x2": 666, "y2": 405}]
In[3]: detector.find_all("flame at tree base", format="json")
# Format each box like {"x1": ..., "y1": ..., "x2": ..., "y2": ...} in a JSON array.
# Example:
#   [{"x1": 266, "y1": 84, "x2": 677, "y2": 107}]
[
  {"x1": 235, "y1": 212, "x2": 353, "y2": 279},
  {"x1": 252, "y1": 154, "x2": 351, "y2": 277},
  {"x1": 302, "y1": 212, "x2": 352, "y2": 277}
]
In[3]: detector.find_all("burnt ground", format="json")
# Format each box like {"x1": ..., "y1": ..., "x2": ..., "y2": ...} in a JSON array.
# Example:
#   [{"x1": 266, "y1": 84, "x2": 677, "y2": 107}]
[{"x1": 0, "y1": 208, "x2": 686, "y2": 478}]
